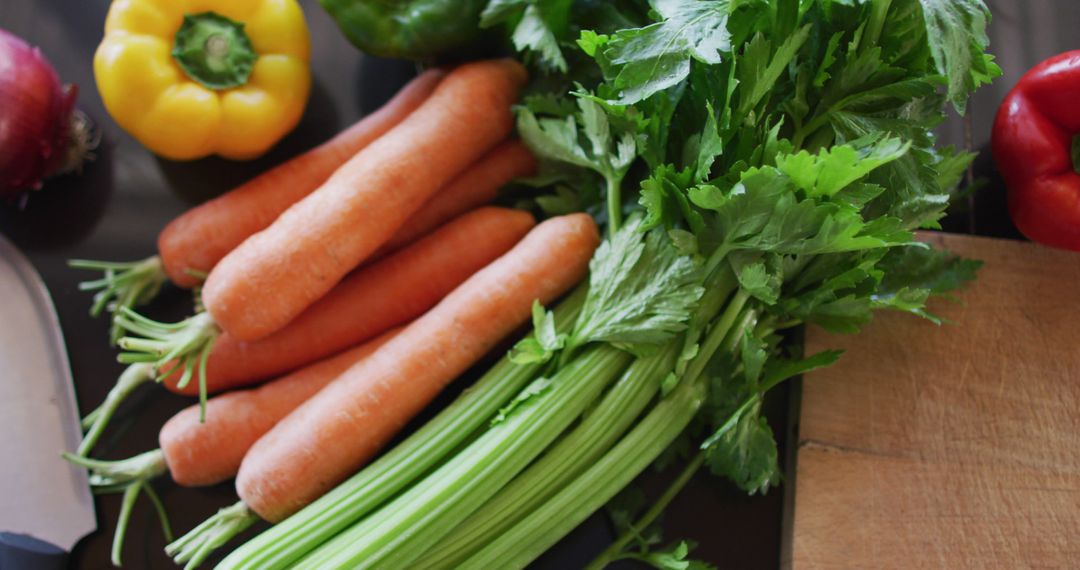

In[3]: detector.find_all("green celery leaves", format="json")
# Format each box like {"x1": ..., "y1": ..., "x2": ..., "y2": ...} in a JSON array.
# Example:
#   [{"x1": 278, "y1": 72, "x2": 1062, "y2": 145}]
[
  {"x1": 587, "y1": 0, "x2": 735, "y2": 104},
  {"x1": 509, "y1": 301, "x2": 567, "y2": 364},
  {"x1": 479, "y1": 0, "x2": 996, "y2": 557},
  {"x1": 481, "y1": 0, "x2": 571, "y2": 71},
  {"x1": 571, "y1": 218, "x2": 705, "y2": 353},
  {"x1": 916, "y1": 0, "x2": 1001, "y2": 113}
]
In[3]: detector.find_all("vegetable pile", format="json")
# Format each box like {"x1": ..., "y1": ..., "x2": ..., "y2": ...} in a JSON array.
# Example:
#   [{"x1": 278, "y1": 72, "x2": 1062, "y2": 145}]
[
  {"x1": 64, "y1": 0, "x2": 999, "y2": 568},
  {"x1": 214, "y1": 0, "x2": 991, "y2": 567}
]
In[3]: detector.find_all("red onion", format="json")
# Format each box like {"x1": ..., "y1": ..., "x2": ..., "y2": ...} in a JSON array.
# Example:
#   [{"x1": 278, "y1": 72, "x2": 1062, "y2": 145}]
[{"x1": 0, "y1": 28, "x2": 94, "y2": 197}]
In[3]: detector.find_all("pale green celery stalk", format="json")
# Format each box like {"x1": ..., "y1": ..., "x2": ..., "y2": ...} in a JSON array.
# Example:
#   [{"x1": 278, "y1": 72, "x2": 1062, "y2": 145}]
[
  {"x1": 459, "y1": 296, "x2": 757, "y2": 570},
  {"x1": 215, "y1": 287, "x2": 586, "y2": 570},
  {"x1": 586, "y1": 305, "x2": 762, "y2": 570},
  {"x1": 459, "y1": 366, "x2": 708, "y2": 570},
  {"x1": 413, "y1": 341, "x2": 681, "y2": 569},
  {"x1": 295, "y1": 346, "x2": 632, "y2": 570}
]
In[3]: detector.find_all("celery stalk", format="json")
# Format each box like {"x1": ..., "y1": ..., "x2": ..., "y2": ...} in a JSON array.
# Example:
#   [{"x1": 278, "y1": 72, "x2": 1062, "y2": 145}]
[
  {"x1": 295, "y1": 346, "x2": 632, "y2": 570},
  {"x1": 458, "y1": 299, "x2": 758, "y2": 570},
  {"x1": 459, "y1": 370, "x2": 708, "y2": 570},
  {"x1": 413, "y1": 341, "x2": 680, "y2": 569}
]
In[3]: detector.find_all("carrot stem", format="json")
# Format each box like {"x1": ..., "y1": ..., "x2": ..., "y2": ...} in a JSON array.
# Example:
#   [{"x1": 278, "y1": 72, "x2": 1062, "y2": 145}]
[
  {"x1": 80, "y1": 406, "x2": 99, "y2": 431},
  {"x1": 63, "y1": 449, "x2": 172, "y2": 566},
  {"x1": 76, "y1": 363, "x2": 155, "y2": 456},
  {"x1": 116, "y1": 309, "x2": 219, "y2": 417},
  {"x1": 68, "y1": 256, "x2": 167, "y2": 344},
  {"x1": 115, "y1": 337, "x2": 169, "y2": 352},
  {"x1": 62, "y1": 448, "x2": 168, "y2": 489},
  {"x1": 116, "y1": 352, "x2": 162, "y2": 364},
  {"x1": 165, "y1": 502, "x2": 258, "y2": 570},
  {"x1": 112, "y1": 481, "x2": 139, "y2": 566},
  {"x1": 143, "y1": 482, "x2": 174, "y2": 542},
  {"x1": 196, "y1": 339, "x2": 212, "y2": 422}
]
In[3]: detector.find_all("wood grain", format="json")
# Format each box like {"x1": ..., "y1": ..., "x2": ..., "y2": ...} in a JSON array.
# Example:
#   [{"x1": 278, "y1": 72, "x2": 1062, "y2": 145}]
[{"x1": 790, "y1": 233, "x2": 1080, "y2": 569}]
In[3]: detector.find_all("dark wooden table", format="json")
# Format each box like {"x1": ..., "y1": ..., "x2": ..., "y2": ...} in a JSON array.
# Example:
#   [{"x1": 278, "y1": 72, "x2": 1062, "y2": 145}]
[{"x1": 1, "y1": 0, "x2": 1064, "y2": 568}]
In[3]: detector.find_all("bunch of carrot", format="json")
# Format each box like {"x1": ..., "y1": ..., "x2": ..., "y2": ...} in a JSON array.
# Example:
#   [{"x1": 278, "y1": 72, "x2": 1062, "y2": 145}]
[{"x1": 66, "y1": 59, "x2": 604, "y2": 567}]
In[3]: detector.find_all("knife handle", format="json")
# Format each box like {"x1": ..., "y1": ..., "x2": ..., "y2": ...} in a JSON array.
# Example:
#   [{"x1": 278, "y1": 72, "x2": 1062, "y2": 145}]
[{"x1": 0, "y1": 532, "x2": 68, "y2": 570}]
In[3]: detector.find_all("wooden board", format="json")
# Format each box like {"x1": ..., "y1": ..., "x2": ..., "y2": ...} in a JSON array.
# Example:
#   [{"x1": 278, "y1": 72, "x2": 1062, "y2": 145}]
[{"x1": 789, "y1": 233, "x2": 1080, "y2": 569}]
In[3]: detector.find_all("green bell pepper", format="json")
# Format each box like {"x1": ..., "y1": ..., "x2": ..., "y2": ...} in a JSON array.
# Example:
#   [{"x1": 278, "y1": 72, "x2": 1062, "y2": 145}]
[{"x1": 319, "y1": 0, "x2": 488, "y2": 60}]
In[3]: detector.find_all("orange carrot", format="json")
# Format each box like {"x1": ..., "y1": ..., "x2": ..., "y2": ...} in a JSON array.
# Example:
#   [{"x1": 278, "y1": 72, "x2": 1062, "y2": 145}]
[
  {"x1": 161, "y1": 207, "x2": 536, "y2": 396},
  {"x1": 237, "y1": 213, "x2": 599, "y2": 522},
  {"x1": 85, "y1": 208, "x2": 535, "y2": 457},
  {"x1": 202, "y1": 58, "x2": 527, "y2": 341},
  {"x1": 158, "y1": 69, "x2": 446, "y2": 288},
  {"x1": 161, "y1": 329, "x2": 399, "y2": 487},
  {"x1": 376, "y1": 139, "x2": 536, "y2": 255}
]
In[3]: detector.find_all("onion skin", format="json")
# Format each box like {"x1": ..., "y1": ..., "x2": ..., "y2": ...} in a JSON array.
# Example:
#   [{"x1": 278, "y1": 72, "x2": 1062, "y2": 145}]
[{"x1": 0, "y1": 28, "x2": 79, "y2": 197}]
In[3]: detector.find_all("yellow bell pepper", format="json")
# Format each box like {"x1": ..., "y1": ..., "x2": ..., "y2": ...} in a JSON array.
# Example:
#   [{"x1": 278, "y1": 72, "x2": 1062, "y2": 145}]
[{"x1": 94, "y1": 0, "x2": 311, "y2": 160}]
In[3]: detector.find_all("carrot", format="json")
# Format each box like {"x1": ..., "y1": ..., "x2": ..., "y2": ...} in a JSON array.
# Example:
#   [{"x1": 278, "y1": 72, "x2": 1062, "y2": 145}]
[
  {"x1": 202, "y1": 58, "x2": 527, "y2": 341},
  {"x1": 159, "y1": 69, "x2": 446, "y2": 288},
  {"x1": 88, "y1": 208, "x2": 535, "y2": 455},
  {"x1": 236, "y1": 213, "x2": 599, "y2": 523},
  {"x1": 71, "y1": 70, "x2": 445, "y2": 345},
  {"x1": 375, "y1": 139, "x2": 536, "y2": 255},
  {"x1": 162, "y1": 207, "x2": 536, "y2": 396},
  {"x1": 163, "y1": 329, "x2": 399, "y2": 487},
  {"x1": 63, "y1": 330, "x2": 398, "y2": 564}
]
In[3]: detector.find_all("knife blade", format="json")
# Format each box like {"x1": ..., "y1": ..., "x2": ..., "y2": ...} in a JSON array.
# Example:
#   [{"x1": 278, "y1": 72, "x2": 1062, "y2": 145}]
[{"x1": 0, "y1": 233, "x2": 96, "y2": 568}]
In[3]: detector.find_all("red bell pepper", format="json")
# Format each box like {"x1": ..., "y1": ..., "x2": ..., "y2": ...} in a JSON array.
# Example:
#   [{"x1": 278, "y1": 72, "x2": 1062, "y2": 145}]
[{"x1": 992, "y1": 50, "x2": 1080, "y2": 252}]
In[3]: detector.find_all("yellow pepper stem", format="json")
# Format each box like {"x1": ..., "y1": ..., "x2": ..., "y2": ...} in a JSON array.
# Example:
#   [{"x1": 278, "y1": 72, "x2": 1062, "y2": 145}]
[{"x1": 171, "y1": 12, "x2": 256, "y2": 90}]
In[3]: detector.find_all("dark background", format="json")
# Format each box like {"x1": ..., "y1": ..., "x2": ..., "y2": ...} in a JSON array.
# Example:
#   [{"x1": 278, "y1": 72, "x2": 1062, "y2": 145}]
[{"x1": 0, "y1": 1, "x2": 1073, "y2": 568}]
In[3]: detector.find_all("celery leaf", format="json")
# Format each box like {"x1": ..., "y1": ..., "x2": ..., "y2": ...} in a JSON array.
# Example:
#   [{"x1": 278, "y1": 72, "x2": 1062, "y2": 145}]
[{"x1": 572, "y1": 219, "x2": 705, "y2": 352}]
